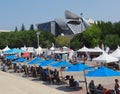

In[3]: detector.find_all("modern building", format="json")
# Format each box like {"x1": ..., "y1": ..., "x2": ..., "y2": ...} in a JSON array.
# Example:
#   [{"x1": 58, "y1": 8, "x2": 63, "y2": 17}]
[{"x1": 37, "y1": 10, "x2": 94, "y2": 36}]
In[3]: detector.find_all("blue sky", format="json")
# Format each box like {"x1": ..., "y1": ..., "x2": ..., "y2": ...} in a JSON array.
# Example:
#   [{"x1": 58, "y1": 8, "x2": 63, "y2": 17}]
[{"x1": 0, "y1": 0, "x2": 120, "y2": 30}]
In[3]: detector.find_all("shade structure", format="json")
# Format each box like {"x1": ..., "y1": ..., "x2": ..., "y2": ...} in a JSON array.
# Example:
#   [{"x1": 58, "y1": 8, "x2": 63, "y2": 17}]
[
  {"x1": 4, "y1": 48, "x2": 26, "y2": 54},
  {"x1": 40, "y1": 59, "x2": 56, "y2": 67},
  {"x1": 36, "y1": 46, "x2": 43, "y2": 55},
  {"x1": 92, "y1": 46, "x2": 104, "y2": 53},
  {"x1": 109, "y1": 47, "x2": 120, "y2": 60},
  {"x1": 66, "y1": 63, "x2": 94, "y2": 72},
  {"x1": 51, "y1": 61, "x2": 73, "y2": 67},
  {"x1": 22, "y1": 52, "x2": 30, "y2": 58},
  {"x1": 50, "y1": 46, "x2": 55, "y2": 51},
  {"x1": 5, "y1": 55, "x2": 17, "y2": 60},
  {"x1": 92, "y1": 52, "x2": 119, "y2": 63},
  {"x1": 28, "y1": 57, "x2": 44, "y2": 65},
  {"x1": 85, "y1": 66, "x2": 120, "y2": 77},
  {"x1": 2, "y1": 46, "x2": 10, "y2": 52},
  {"x1": 77, "y1": 46, "x2": 90, "y2": 52},
  {"x1": 13, "y1": 57, "x2": 28, "y2": 63}
]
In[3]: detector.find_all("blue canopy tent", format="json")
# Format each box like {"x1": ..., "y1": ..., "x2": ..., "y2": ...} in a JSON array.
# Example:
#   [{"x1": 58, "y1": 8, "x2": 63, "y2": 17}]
[
  {"x1": 28, "y1": 57, "x2": 44, "y2": 65},
  {"x1": 84, "y1": 66, "x2": 120, "y2": 93},
  {"x1": 40, "y1": 59, "x2": 56, "y2": 67},
  {"x1": 51, "y1": 61, "x2": 73, "y2": 67},
  {"x1": 66, "y1": 63, "x2": 94, "y2": 72},
  {"x1": 5, "y1": 55, "x2": 18, "y2": 60},
  {"x1": 85, "y1": 66, "x2": 120, "y2": 77},
  {"x1": 13, "y1": 57, "x2": 28, "y2": 63},
  {"x1": 4, "y1": 48, "x2": 26, "y2": 54}
]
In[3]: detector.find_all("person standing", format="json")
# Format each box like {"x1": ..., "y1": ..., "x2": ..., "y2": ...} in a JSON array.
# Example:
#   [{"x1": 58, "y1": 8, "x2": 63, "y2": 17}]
[{"x1": 114, "y1": 79, "x2": 120, "y2": 94}]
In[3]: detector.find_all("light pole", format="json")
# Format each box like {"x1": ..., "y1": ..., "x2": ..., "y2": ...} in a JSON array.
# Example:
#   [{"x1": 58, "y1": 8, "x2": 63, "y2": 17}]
[
  {"x1": 80, "y1": 13, "x2": 83, "y2": 32},
  {"x1": 36, "y1": 32, "x2": 40, "y2": 48}
]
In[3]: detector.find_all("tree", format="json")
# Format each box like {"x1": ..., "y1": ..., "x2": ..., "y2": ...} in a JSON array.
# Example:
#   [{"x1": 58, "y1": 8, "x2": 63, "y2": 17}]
[
  {"x1": 104, "y1": 34, "x2": 120, "y2": 49},
  {"x1": 29, "y1": 24, "x2": 35, "y2": 31},
  {"x1": 36, "y1": 30, "x2": 55, "y2": 48},
  {"x1": 15, "y1": 26, "x2": 18, "y2": 32},
  {"x1": 70, "y1": 39, "x2": 82, "y2": 50},
  {"x1": 55, "y1": 35, "x2": 70, "y2": 47},
  {"x1": 82, "y1": 24, "x2": 101, "y2": 47},
  {"x1": 20, "y1": 24, "x2": 25, "y2": 31}
]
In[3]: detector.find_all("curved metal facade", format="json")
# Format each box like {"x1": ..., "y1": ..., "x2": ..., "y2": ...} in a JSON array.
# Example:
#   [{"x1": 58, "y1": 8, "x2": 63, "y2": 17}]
[{"x1": 37, "y1": 10, "x2": 90, "y2": 36}]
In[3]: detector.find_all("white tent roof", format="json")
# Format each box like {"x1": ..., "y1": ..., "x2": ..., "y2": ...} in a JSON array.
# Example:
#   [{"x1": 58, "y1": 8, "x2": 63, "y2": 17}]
[
  {"x1": 109, "y1": 47, "x2": 120, "y2": 60},
  {"x1": 50, "y1": 46, "x2": 55, "y2": 50},
  {"x1": 91, "y1": 46, "x2": 104, "y2": 53},
  {"x1": 21, "y1": 45, "x2": 27, "y2": 51},
  {"x1": 77, "y1": 46, "x2": 90, "y2": 52},
  {"x1": 2, "y1": 46, "x2": 10, "y2": 51},
  {"x1": 36, "y1": 46, "x2": 43, "y2": 55},
  {"x1": 92, "y1": 52, "x2": 119, "y2": 63},
  {"x1": 54, "y1": 50, "x2": 68, "y2": 54}
]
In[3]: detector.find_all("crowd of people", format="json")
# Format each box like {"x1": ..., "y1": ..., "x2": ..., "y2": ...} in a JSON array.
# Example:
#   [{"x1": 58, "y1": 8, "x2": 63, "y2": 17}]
[
  {"x1": 88, "y1": 79, "x2": 120, "y2": 94},
  {"x1": 0, "y1": 51, "x2": 119, "y2": 94}
]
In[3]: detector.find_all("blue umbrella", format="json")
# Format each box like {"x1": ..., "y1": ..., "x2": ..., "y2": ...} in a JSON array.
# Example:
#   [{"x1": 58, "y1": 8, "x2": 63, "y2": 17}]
[
  {"x1": 66, "y1": 63, "x2": 94, "y2": 72},
  {"x1": 28, "y1": 57, "x2": 44, "y2": 65},
  {"x1": 85, "y1": 66, "x2": 120, "y2": 77},
  {"x1": 13, "y1": 57, "x2": 28, "y2": 63},
  {"x1": 5, "y1": 55, "x2": 17, "y2": 60},
  {"x1": 40, "y1": 59, "x2": 55, "y2": 67},
  {"x1": 51, "y1": 61, "x2": 73, "y2": 67}
]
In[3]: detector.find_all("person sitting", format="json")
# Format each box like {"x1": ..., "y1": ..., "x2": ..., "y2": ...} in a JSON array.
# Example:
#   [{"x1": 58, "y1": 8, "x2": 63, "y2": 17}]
[
  {"x1": 69, "y1": 76, "x2": 79, "y2": 88},
  {"x1": 88, "y1": 80, "x2": 96, "y2": 94},
  {"x1": 53, "y1": 69, "x2": 60, "y2": 84},
  {"x1": 69, "y1": 75, "x2": 75, "y2": 87},
  {"x1": 97, "y1": 84, "x2": 104, "y2": 94}
]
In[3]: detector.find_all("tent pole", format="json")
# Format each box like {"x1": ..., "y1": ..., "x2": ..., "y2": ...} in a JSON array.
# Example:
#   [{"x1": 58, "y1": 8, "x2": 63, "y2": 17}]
[{"x1": 83, "y1": 69, "x2": 89, "y2": 94}]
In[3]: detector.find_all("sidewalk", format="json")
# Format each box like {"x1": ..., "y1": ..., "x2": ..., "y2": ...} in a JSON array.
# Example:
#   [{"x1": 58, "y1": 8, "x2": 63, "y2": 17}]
[{"x1": 0, "y1": 71, "x2": 69, "y2": 94}]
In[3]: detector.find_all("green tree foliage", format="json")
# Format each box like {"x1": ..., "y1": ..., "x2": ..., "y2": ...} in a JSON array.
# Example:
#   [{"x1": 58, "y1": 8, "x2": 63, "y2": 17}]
[
  {"x1": 104, "y1": 34, "x2": 120, "y2": 49},
  {"x1": 55, "y1": 35, "x2": 71, "y2": 47},
  {"x1": 113, "y1": 22, "x2": 120, "y2": 36},
  {"x1": 0, "y1": 21, "x2": 120, "y2": 50},
  {"x1": 0, "y1": 30, "x2": 55, "y2": 49},
  {"x1": 39, "y1": 30, "x2": 55, "y2": 48},
  {"x1": 15, "y1": 26, "x2": 18, "y2": 32},
  {"x1": 29, "y1": 24, "x2": 35, "y2": 31},
  {"x1": 0, "y1": 32, "x2": 10, "y2": 48},
  {"x1": 97, "y1": 21, "x2": 113, "y2": 39},
  {"x1": 20, "y1": 24, "x2": 26, "y2": 31},
  {"x1": 82, "y1": 25, "x2": 101, "y2": 47},
  {"x1": 70, "y1": 33, "x2": 82, "y2": 49},
  {"x1": 70, "y1": 39, "x2": 82, "y2": 50}
]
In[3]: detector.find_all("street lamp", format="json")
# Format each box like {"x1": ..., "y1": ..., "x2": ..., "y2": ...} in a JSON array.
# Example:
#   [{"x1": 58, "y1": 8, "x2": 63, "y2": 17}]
[
  {"x1": 80, "y1": 13, "x2": 83, "y2": 32},
  {"x1": 36, "y1": 32, "x2": 40, "y2": 48}
]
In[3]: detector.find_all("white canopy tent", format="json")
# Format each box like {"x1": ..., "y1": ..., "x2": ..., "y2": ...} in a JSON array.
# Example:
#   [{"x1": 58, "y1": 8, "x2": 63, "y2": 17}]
[
  {"x1": 50, "y1": 46, "x2": 55, "y2": 51},
  {"x1": 109, "y1": 47, "x2": 120, "y2": 60},
  {"x1": 54, "y1": 50, "x2": 68, "y2": 54},
  {"x1": 78, "y1": 46, "x2": 104, "y2": 53},
  {"x1": 36, "y1": 46, "x2": 43, "y2": 55},
  {"x1": 21, "y1": 45, "x2": 27, "y2": 51},
  {"x1": 92, "y1": 52, "x2": 119, "y2": 63},
  {"x1": 2, "y1": 45, "x2": 10, "y2": 52},
  {"x1": 77, "y1": 46, "x2": 91, "y2": 52},
  {"x1": 92, "y1": 46, "x2": 104, "y2": 53}
]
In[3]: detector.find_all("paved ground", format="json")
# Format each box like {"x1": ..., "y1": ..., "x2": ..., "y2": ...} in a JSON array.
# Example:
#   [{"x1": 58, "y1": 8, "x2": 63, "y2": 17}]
[
  {"x1": 0, "y1": 71, "x2": 69, "y2": 94},
  {"x1": 0, "y1": 61, "x2": 120, "y2": 94}
]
